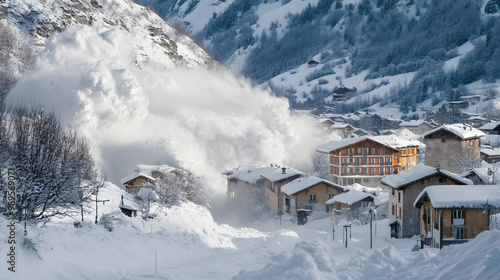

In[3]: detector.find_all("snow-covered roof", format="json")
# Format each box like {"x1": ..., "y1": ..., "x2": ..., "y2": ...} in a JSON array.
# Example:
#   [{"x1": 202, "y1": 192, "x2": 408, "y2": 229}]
[
  {"x1": 479, "y1": 121, "x2": 500, "y2": 130},
  {"x1": 370, "y1": 135, "x2": 422, "y2": 149},
  {"x1": 399, "y1": 120, "x2": 427, "y2": 127},
  {"x1": 136, "y1": 164, "x2": 175, "y2": 175},
  {"x1": 381, "y1": 165, "x2": 473, "y2": 189},
  {"x1": 316, "y1": 137, "x2": 367, "y2": 153},
  {"x1": 227, "y1": 166, "x2": 277, "y2": 184},
  {"x1": 461, "y1": 168, "x2": 491, "y2": 183},
  {"x1": 423, "y1": 123, "x2": 485, "y2": 140},
  {"x1": 330, "y1": 123, "x2": 353, "y2": 129},
  {"x1": 316, "y1": 134, "x2": 421, "y2": 153},
  {"x1": 481, "y1": 147, "x2": 500, "y2": 157},
  {"x1": 414, "y1": 185, "x2": 500, "y2": 209},
  {"x1": 326, "y1": 191, "x2": 374, "y2": 205},
  {"x1": 281, "y1": 176, "x2": 344, "y2": 196},
  {"x1": 120, "y1": 172, "x2": 156, "y2": 185},
  {"x1": 260, "y1": 167, "x2": 303, "y2": 183}
]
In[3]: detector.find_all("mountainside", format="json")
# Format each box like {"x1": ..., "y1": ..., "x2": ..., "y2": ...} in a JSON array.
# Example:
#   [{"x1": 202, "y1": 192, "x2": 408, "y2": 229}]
[{"x1": 140, "y1": 0, "x2": 500, "y2": 119}]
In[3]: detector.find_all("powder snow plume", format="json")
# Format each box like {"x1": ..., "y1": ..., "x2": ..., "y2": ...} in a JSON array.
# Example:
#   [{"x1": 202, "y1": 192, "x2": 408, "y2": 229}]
[{"x1": 8, "y1": 25, "x2": 326, "y2": 194}]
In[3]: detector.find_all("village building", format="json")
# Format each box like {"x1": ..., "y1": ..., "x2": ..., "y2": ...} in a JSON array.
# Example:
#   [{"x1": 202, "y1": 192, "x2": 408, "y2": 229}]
[
  {"x1": 121, "y1": 173, "x2": 156, "y2": 194},
  {"x1": 381, "y1": 165, "x2": 473, "y2": 238},
  {"x1": 423, "y1": 123, "x2": 485, "y2": 174},
  {"x1": 281, "y1": 176, "x2": 346, "y2": 217},
  {"x1": 399, "y1": 120, "x2": 434, "y2": 135},
  {"x1": 326, "y1": 190, "x2": 374, "y2": 220},
  {"x1": 414, "y1": 185, "x2": 500, "y2": 248},
  {"x1": 223, "y1": 165, "x2": 276, "y2": 217},
  {"x1": 480, "y1": 147, "x2": 500, "y2": 164},
  {"x1": 461, "y1": 168, "x2": 492, "y2": 185},
  {"x1": 329, "y1": 123, "x2": 356, "y2": 138},
  {"x1": 479, "y1": 121, "x2": 500, "y2": 135},
  {"x1": 121, "y1": 164, "x2": 176, "y2": 194},
  {"x1": 316, "y1": 135, "x2": 421, "y2": 187},
  {"x1": 318, "y1": 118, "x2": 336, "y2": 130},
  {"x1": 262, "y1": 167, "x2": 303, "y2": 215}
]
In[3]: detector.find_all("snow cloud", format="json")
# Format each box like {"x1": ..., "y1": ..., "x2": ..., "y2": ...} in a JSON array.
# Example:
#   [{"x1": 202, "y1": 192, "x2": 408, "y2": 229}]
[{"x1": 8, "y1": 25, "x2": 326, "y2": 194}]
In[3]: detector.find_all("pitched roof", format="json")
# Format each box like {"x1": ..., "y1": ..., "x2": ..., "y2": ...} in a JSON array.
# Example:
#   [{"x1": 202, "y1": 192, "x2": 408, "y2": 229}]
[
  {"x1": 399, "y1": 120, "x2": 427, "y2": 127},
  {"x1": 120, "y1": 172, "x2": 156, "y2": 185},
  {"x1": 479, "y1": 121, "x2": 500, "y2": 130},
  {"x1": 481, "y1": 147, "x2": 500, "y2": 157},
  {"x1": 414, "y1": 185, "x2": 500, "y2": 209},
  {"x1": 261, "y1": 167, "x2": 303, "y2": 183},
  {"x1": 136, "y1": 164, "x2": 175, "y2": 175},
  {"x1": 381, "y1": 165, "x2": 473, "y2": 189},
  {"x1": 316, "y1": 136, "x2": 367, "y2": 153},
  {"x1": 227, "y1": 166, "x2": 277, "y2": 184},
  {"x1": 326, "y1": 190, "x2": 374, "y2": 205},
  {"x1": 369, "y1": 135, "x2": 422, "y2": 149},
  {"x1": 423, "y1": 123, "x2": 485, "y2": 140},
  {"x1": 281, "y1": 176, "x2": 344, "y2": 196}
]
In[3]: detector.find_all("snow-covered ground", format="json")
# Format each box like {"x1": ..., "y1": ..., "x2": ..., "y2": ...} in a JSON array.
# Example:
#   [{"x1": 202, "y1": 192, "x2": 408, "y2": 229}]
[{"x1": 3, "y1": 182, "x2": 500, "y2": 279}]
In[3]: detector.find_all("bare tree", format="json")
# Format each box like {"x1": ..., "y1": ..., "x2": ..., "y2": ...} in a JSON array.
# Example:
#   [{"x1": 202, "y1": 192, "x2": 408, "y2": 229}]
[{"x1": 451, "y1": 146, "x2": 481, "y2": 174}]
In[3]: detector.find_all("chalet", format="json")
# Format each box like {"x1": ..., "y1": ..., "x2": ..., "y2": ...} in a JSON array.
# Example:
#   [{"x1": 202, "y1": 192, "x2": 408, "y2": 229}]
[
  {"x1": 121, "y1": 164, "x2": 176, "y2": 194},
  {"x1": 329, "y1": 123, "x2": 356, "y2": 138},
  {"x1": 281, "y1": 176, "x2": 345, "y2": 217},
  {"x1": 359, "y1": 114, "x2": 400, "y2": 133},
  {"x1": 480, "y1": 147, "x2": 500, "y2": 164},
  {"x1": 326, "y1": 190, "x2": 374, "y2": 220},
  {"x1": 414, "y1": 185, "x2": 500, "y2": 248},
  {"x1": 121, "y1": 173, "x2": 156, "y2": 194},
  {"x1": 479, "y1": 121, "x2": 500, "y2": 135},
  {"x1": 224, "y1": 165, "x2": 276, "y2": 218},
  {"x1": 381, "y1": 165, "x2": 473, "y2": 238},
  {"x1": 423, "y1": 123, "x2": 485, "y2": 174},
  {"x1": 262, "y1": 167, "x2": 303, "y2": 215},
  {"x1": 316, "y1": 135, "x2": 421, "y2": 187},
  {"x1": 461, "y1": 168, "x2": 491, "y2": 185},
  {"x1": 318, "y1": 118, "x2": 335, "y2": 130},
  {"x1": 399, "y1": 120, "x2": 433, "y2": 135}
]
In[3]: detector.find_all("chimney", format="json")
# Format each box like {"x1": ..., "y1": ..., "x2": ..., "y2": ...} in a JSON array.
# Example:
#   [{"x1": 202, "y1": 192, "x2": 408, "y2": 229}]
[{"x1": 282, "y1": 167, "x2": 286, "y2": 174}]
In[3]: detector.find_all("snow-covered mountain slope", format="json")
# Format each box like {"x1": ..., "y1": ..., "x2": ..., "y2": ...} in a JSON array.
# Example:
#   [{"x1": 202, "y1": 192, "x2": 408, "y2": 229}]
[
  {"x1": 1, "y1": 0, "x2": 215, "y2": 69},
  {"x1": 4, "y1": 0, "x2": 331, "y2": 193},
  {"x1": 142, "y1": 0, "x2": 500, "y2": 118}
]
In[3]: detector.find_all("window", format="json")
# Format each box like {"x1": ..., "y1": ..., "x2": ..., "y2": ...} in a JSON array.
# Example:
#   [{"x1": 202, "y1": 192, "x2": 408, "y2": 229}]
[
  {"x1": 380, "y1": 168, "x2": 384, "y2": 175},
  {"x1": 356, "y1": 168, "x2": 360, "y2": 174},
  {"x1": 329, "y1": 193, "x2": 335, "y2": 199},
  {"x1": 343, "y1": 158, "x2": 347, "y2": 166},
  {"x1": 454, "y1": 227, "x2": 465, "y2": 239},
  {"x1": 371, "y1": 148, "x2": 375, "y2": 154},
  {"x1": 452, "y1": 210, "x2": 463, "y2": 219},
  {"x1": 309, "y1": 194, "x2": 317, "y2": 202},
  {"x1": 342, "y1": 168, "x2": 347, "y2": 175},
  {"x1": 392, "y1": 204, "x2": 395, "y2": 215},
  {"x1": 363, "y1": 168, "x2": 367, "y2": 175},
  {"x1": 398, "y1": 192, "x2": 401, "y2": 203},
  {"x1": 356, "y1": 158, "x2": 360, "y2": 165},
  {"x1": 371, "y1": 167, "x2": 375, "y2": 174},
  {"x1": 349, "y1": 148, "x2": 353, "y2": 156},
  {"x1": 363, "y1": 157, "x2": 368, "y2": 164},
  {"x1": 399, "y1": 207, "x2": 402, "y2": 219},
  {"x1": 441, "y1": 137, "x2": 446, "y2": 143},
  {"x1": 357, "y1": 148, "x2": 361, "y2": 154},
  {"x1": 349, "y1": 168, "x2": 353, "y2": 174},
  {"x1": 362, "y1": 201, "x2": 369, "y2": 207},
  {"x1": 438, "y1": 177, "x2": 447, "y2": 183},
  {"x1": 386, "y1": 157, "x2": 392, "y2": 165},
  {"x1": 363, "y1": 148, "x2": 368, "y2": 156},
  {"x1": 392, "y1": 189, "x2": 395, "y2": 196},
  {"x1": 380, "y1": 157, "x2": 384, "y2": 166},
  {"x1": 386, "y1": 167, "x2": 392, "y2": 174},
  {"x1": 350, "y1": 157, "x2": 353, "y2": 163},
  {"x1": 371, "y1": 158, "x2": 375, "y2": 165}
]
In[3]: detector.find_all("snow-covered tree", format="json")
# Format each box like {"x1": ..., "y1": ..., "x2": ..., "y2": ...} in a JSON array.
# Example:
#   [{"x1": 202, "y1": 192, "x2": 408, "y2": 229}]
[
  {"x1": 313, "y1": 152, "x2": 331, "y2": 180},
  {"x1": 451, "y1": 146, "x2": 481, "y2": 174},
  {"x1": 2, "y1": 105, "x2": 98, "y2": 223}
]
